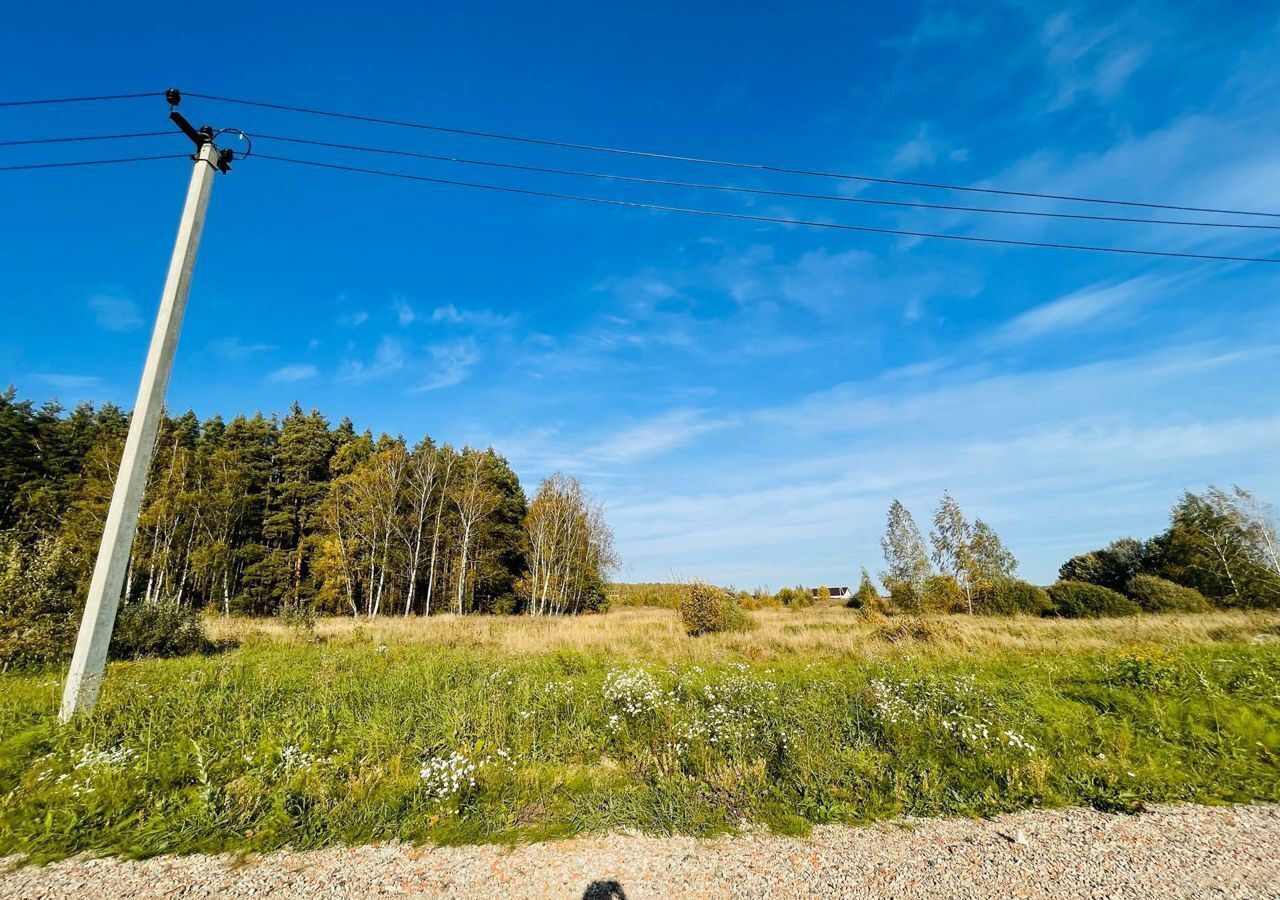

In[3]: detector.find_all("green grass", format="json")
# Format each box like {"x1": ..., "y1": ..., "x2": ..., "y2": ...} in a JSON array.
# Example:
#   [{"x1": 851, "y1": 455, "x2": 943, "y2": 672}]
[{"x1": 1, "y1": 624, "x2": 1278, "y2": 861}]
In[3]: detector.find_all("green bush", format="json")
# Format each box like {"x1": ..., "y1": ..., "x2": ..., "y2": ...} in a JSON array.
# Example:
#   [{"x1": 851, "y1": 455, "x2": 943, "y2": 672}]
[
  {"x1": 1126, "y1": 574, "x2": 1211, "y2": 613},
  {"x1": 0, "y1": 534, "x2": 81, "y2": 670},
  {"x1": 679, "y1": 581, "x2": 752, "y2": 636},
  {"x1": 0, "y1": 533, "x2": 218, "y2": 669},
  {"x1": 979, "y1": 578, "x2": 1054, "y2": 616},
  {"x1": 774, "y1": 585, "x2": 811, "y2": 608},
  {"x1": 1046, "y1": 580, "x2": 1141, "y2": 618},
  {"x1": 110, "y1": 601, "x2": 216, "y2": 659},
  {"x1": 849, "y1": 572, "x2": 880, "y2": 610},
  {"x1": 887, "y1": 581, "x2": 922, "y2": 613},
  {"x1": 922, "y1": 574, "x2": 965, "y2": 613},
  {"x1": 742, "y1": 591, "x2": 781, "y2": 611},
  {"x1": 1058, "y1": 537, "x2": 1146, "y2": 593}
]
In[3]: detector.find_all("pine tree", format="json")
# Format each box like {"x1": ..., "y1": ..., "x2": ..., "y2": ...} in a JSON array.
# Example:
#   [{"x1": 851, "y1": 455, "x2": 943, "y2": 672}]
[{"x1": 263, "y1": 404, "x2": 335, "y2": 611}]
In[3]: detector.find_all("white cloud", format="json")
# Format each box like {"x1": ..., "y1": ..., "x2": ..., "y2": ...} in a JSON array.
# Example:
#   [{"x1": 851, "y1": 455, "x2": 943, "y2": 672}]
[
  {"x1": 89, "y1": 295, "x2": 142, "y2": 332},
  {"x1": 32, "y1": 373, "x2": 104, "y2": 392},
  {"x1": 586, "y1": 409, "x2": 734, "y2": 464},
  {"x1": 416, "y1": 338, "x2": 481, "y2": 392},
  {"x1": 208, "y1": 336, "x2": 275, "y2": 360},
  {"x1": 886, "y1": 2, "x2": 986, "y2": 50},
  {"x1": 430, "y1": 304, "x2": 517, "y2": 328},
  {"x1": 989, "y1": 276, "x2": 1166, "y2": 345},
  {"x1": 617, "y1": 341, "x2": 1279, "y2": 584},
  {"x1": 339, "y1": 336, "x2": 405, "y2": 381},
  {"x1": 393, "y1": 299, "x2": 416, "y2": 326},
  {"x1": 266, "y1": 364, "x2": 318, "y2": 384},
  {"x1": 338, "y1": 310, "x2": 369, "y2": 327},
  {"x1": 1041, "y1": 12, "x2": 1151, "y2": 110},
  {"x1": 887, "y1": 124, "x2": 966, "y2": 174}
]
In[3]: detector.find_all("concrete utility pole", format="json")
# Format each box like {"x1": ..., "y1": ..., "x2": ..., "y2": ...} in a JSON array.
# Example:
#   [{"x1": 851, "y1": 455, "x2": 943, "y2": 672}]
[{"x1": 60, "y1": 91, "x2": 234, "y2": 722}]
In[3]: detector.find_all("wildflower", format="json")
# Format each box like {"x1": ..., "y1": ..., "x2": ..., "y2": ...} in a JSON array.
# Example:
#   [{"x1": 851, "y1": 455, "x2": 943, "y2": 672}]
[
  {"x1": 419, "y1": 751, "x2": 479, "y2": 799},
  {"x1": 74, "y1": 746, "x2": 136, "y2": 770},
  {"x1": 278, "y1": 744, "x2": 316, "y2": 773},
  {"x1": 602, "y1": 668, "x2": 667, "y2": 718}
]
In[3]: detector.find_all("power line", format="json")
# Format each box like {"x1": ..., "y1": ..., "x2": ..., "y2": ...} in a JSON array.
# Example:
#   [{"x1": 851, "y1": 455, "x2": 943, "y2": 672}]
[
  {"x1": 188, "y1": 91, "x2": 1280, "y2": 219},
  {"x1": 0, "y1": 91, "x2": 161, "y2": 108},
  {"x1": 0, "y1": 131, "x2": 172, "y2": 147},
  {"x1": 255, "y1": 153, "x2": 1280, "y2": 264},
  {"x1": 0, "y1": 155, "x2": 189, "y2": 172},
  {"x1": 253, "y1": 132, "x2": 1280, "y2": 232}
]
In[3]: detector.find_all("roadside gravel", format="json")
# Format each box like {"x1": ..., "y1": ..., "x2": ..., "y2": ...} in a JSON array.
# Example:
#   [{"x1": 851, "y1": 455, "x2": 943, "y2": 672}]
[{"x1": 3, "y1": 803, "x2": 1278, "y2": 899}]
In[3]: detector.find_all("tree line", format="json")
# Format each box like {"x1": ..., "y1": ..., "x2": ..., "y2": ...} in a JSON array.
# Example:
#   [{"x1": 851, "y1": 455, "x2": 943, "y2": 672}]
[
  {"x1": 874, "y1": 485, "x2": 1280, "y2": 615},
  {"x1": 876, "y1": 491, "x2": 1020, "y2": 613},
  {"x1": 1056, "y1": 485, "x2": 1280, "y2": 610},
  {"x1": 0, "y1": 388, "x2": 614, "y2": 621}
]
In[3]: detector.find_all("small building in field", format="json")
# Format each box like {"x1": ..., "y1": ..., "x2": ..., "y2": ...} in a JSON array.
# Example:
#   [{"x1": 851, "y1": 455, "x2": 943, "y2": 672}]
[{"x1": 812, "y1": 586, "x2": 852, "y2": 601}]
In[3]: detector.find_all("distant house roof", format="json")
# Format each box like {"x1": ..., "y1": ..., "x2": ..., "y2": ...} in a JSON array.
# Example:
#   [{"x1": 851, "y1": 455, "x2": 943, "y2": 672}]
[{"x1": 812, "y1": 586, "x2": 851, "y2": 597}]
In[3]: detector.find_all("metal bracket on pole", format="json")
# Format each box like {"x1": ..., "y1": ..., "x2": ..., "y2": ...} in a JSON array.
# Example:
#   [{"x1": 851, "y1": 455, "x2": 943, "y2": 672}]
[
  {"x1": 166, "y1": 89, "x2": 237, "y2": 173},
  {"x1": 58, "y1": 90, "x2": 231, "y2": 723}
]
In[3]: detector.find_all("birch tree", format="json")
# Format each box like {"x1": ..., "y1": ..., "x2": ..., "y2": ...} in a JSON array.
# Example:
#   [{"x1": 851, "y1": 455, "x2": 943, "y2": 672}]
[
  {"x1": 930, "y1": 493, "x2": 1017, "y2": 614},
  {"x1": 523, "y1": 473, "x2": 615, "y2": 615},
  {"x1": 880, "y1": 499, "x2": 931, "y2": 611},
  {"x1": 399, "y1": 440, "x2": 440, "y2": 616},
  {"x1": 422, "y1": 444, "x2": 456, "y2": 616},
  {"x1": 452, "y1": 450, "x2": 499, "y2": 615}
]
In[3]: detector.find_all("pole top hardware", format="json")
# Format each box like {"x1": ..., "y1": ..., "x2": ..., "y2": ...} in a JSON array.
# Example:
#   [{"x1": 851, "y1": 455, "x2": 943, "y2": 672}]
[
  {"x1": 165, "y1": 87, "x2": 182, "y2": 107},
  {"x1": 169, "y1": 107, "x2": 234, "y2": 173}
]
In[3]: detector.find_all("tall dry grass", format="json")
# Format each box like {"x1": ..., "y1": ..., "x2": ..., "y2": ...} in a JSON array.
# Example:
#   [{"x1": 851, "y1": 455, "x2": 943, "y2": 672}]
[{"x1": 207, "y1": 605, "x2": 1280, "y2": 664}]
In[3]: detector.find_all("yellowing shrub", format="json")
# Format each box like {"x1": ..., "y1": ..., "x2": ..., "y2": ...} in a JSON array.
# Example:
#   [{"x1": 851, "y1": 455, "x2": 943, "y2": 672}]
[{"x1": 679, "y1": 582, "x2": 752, "y2": 636}]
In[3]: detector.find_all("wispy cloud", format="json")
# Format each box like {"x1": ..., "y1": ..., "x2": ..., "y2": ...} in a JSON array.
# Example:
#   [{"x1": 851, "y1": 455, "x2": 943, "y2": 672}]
[
  {"x1": 989, "y1": 276, "x2": 1166, "y2": 346},
  {"x1": 1041, "y1": 12, "x2": 1151, "y2": 110},
  {"x1": 339, "y1": 336, "x2": 405, "y2": 381},
  {"x1": 586, "y1": 408, "x2": 734, "y2": 464},
  {"x1": 430, "y1": 304, "x2": 517, "y2": 329},
  {"x1": 596, "y1": 338, "x2": 1280, "y2": 584},
  {"x1": 338, "y1": 310, "x2": 369, "y2": 327},
  {"x1": 887, "y1": 123, "x2": 968, "y2": 173},
  {"x1": 416, "y1": 338, "x2": 481, "y2": 392},
  {"x1": 207, "y1": 336, "x2": 275, "y2": 360},
  {"x1": 89, "y1": 295, "x2": 142, "y2": 332},
  {"x1": 32, "y1": 373, "x2": 104, "y2": 392},
  {"x1": 266, "y1": 364, "x2": 318, "y2": 384},
  {"x1": 393, "y1": 298, "x2": 416, "y2": 326}
]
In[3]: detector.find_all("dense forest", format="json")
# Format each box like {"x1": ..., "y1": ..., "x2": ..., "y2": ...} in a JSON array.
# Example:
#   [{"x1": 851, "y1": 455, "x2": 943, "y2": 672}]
[{"x1": 0, "y1": 387, "x2": 614, "y2": 623}]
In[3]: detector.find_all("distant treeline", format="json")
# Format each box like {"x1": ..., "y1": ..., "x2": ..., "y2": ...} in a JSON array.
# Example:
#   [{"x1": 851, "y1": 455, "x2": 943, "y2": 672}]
[
  {"x1": 1052, "y1": 486, "x2": 1280, "y2": 612},
  {"x1": 612, "y1": 485, "x2": 1280, "y2": 620},
  {"x1": 0, "y1": 388, "x2": 613, "y2": 626},
  {"x1": 875, "y1": 487, "x2": 1280, "y2": 615}
]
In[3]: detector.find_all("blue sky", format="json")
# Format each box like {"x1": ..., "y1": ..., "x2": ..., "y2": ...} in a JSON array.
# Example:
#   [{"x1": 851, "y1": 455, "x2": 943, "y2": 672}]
[{"x1": 4, "y1": 1, "x2": 1279, "y2": 587}]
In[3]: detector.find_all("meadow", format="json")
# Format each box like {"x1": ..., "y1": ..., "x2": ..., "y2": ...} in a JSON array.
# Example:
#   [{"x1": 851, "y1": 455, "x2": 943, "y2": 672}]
[{"x1": 2, "y1": 606, "x2": 1279, "y2": 861}]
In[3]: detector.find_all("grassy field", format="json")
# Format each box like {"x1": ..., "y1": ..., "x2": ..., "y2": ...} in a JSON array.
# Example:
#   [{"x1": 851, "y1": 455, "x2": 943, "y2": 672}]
[{"x1": 2, "y1": 607, "x2": 1279, "y2": 861}]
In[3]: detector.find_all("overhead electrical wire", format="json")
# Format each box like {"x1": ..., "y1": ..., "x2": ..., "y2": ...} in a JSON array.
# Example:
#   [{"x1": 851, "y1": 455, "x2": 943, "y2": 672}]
[
  {"x1": 251, "y1": 131, "x2": 1280, "y2": 231},
  {"x1": 4, "y1": 88, "x2": 1274, "y2": 261},
  {"x1": 0, "y1": 154, "x2": 188, "y2": 172},
  {"x1": 0, "y1": 131, "x2": 173, "y2": 147},
  {"x1": 254, "y1": 153, "x2": 1280, "y2": 264},
  {"x1": 0, "y1": 91, "x2": 161, "y2": 108},
  {"x1": 187, "y1": 90, "x2": 1280, "y2": 219}
]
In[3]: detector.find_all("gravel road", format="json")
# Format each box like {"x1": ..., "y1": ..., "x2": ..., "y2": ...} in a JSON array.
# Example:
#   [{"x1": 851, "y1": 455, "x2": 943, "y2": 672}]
[{"x1": 3, "y1": 803, "x2": 1278, "y2": 899}]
